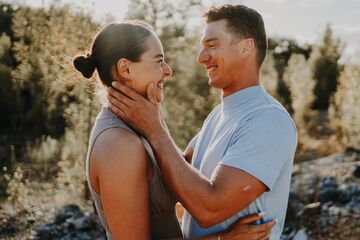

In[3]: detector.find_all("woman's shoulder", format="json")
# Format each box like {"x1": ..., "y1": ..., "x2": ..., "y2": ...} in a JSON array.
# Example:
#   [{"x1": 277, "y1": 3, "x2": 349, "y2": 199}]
[
  {"x1": 89, "y1": 127, "x2": 151, "y2": 195},
  {"x1": 99, "y1": 127, "x2": 142, "y2": 146},
  {"x1": 92, "y1": 127, "x2": 148, "y2": 168}
]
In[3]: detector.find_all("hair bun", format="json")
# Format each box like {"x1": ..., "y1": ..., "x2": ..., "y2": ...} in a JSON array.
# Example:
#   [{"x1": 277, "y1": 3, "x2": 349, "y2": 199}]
[{"x1": 73, "y1": 54, "x2": 96, "y2": 78}]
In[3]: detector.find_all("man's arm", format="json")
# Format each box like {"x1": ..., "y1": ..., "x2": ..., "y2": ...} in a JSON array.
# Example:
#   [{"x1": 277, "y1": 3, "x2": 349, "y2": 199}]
[
  {"x1": 107, "y1": 83, "x2": 267, "y2": 227},
  {"x1": 148, "y1": 129, "x2": 267, "y2": 228},
  {"x1": 184, "y1": 146, "x2": 194, "y2": 164}
]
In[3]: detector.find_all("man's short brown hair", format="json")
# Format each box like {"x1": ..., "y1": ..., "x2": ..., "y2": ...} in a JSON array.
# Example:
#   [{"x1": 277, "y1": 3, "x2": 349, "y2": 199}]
[{"x1": 203, "y1": 4, "x2": 267, "y2": 67}]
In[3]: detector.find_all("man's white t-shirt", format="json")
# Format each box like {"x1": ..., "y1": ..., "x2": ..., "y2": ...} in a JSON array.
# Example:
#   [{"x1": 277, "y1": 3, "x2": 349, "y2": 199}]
[{"x1": 182, "y1": 86, "x2": 297, "y2": 240}]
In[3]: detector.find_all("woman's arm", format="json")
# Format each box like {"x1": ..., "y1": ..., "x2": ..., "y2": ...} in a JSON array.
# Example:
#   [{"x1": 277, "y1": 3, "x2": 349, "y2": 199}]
[{"x1": 91, "y1": 128, "x2": 152, "y2": 240}]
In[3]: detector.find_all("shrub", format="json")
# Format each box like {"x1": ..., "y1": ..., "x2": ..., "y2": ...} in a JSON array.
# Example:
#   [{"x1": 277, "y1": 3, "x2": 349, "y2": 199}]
[{"x1": 330, "y1": 64, "x2": 360, "y2": 148}]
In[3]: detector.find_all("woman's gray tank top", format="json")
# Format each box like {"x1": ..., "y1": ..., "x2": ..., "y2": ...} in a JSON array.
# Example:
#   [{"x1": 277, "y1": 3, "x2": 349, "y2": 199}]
[{"x1": 85, "y1": 107, "x2": 182, "y2": 240}]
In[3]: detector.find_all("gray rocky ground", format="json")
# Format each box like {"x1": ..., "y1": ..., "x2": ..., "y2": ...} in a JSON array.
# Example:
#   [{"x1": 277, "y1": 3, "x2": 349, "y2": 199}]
[{"x1": 1, "y1": 148, "x2": 359, "y2": 240}]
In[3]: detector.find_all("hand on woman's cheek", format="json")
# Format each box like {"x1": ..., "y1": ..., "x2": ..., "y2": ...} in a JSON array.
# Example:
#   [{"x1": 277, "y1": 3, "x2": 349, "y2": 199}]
[
  {"x1": 146, "y1": 82, "x2": 159, "y2": 104},
  {"x1": 123, "y1": 79, "x2": 136, "y2": 91}
]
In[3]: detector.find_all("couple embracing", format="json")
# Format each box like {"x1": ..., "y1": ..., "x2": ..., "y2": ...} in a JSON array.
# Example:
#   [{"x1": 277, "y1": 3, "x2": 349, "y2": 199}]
[{"x1": 73, "y1": 4, "x2": 297, "y2": 240}]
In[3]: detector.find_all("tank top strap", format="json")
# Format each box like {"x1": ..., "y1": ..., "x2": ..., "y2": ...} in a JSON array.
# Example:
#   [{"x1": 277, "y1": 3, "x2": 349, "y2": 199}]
[{"x1": 140, "y1": 136, "x2": 162, "y2": 173}]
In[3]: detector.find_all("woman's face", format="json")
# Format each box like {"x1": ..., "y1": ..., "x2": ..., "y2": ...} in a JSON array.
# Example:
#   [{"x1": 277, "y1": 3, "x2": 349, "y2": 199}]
[{"x1": 125, "y1": 33, "x2": 172, "y2": 103}]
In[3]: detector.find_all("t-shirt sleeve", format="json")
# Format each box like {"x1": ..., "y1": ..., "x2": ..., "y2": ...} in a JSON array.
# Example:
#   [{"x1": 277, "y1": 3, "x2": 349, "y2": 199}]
[
  {"x1": 219, "y1": 108, "x2": 297, "y2": 190},
  {"x1": 187, "y1": 132, "x2": 199, "y2": 150}
]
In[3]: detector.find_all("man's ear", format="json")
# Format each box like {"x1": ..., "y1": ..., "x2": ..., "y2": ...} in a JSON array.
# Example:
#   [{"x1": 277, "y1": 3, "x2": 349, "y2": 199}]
[
  {"x1": 115, "y1": 58, "x2": 131, "y2": 80},
  {"x1": 240, "y1": 38, "x2": 255, "y2": 59}
]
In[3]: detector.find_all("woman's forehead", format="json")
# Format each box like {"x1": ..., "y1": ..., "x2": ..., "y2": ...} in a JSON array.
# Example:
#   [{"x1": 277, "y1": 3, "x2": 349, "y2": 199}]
[{"x1": 143, "y1": 34, "x2": 164, "y2": 58}]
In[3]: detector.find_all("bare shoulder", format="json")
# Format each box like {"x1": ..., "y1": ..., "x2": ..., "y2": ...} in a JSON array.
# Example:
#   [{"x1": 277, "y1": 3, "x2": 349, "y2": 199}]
[
  {"x1": 91, "y1": 127, "x2": 148, "y2": 172},
  {"x1": 90, "y1": 128, "x2": 152, "y2": 238}
]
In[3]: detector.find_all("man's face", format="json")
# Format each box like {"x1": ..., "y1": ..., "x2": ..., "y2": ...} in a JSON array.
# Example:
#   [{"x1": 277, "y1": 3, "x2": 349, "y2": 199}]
[{"x1": 198, "y1": 19, "x2": 244, "y2": 90}]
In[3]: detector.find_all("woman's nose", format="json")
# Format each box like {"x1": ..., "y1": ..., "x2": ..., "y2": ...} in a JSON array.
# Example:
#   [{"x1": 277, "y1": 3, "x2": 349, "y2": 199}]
[{"x1": 163, "y1": 62, "x2": 172, "y2": 78}]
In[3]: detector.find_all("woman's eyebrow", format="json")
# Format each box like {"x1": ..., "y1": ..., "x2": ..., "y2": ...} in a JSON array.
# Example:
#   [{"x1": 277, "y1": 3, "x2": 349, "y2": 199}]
[{"x1": 153, "y1": 54, "x2": 164, "y2": 59}]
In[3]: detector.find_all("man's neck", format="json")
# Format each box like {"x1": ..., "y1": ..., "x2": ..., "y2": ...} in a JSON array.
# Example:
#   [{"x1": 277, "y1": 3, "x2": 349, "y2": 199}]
[{"x1": 222, "y1": 77, "x2": 260, "y2": 98}]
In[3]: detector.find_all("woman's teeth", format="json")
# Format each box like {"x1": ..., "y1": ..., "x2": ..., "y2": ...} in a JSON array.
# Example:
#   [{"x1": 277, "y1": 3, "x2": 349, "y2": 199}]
[
  {"x1": 157, "y1": 82, "x2": 164, "y2": 89},
  {"x1": 209, "y1": 66, "x2": 217, "y2": 72}
]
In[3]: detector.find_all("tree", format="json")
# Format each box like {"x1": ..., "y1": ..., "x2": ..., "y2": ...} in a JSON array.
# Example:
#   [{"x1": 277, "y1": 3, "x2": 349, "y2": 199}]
[
  {"x1": 312, "y1": 24, "x2": 341, "y2": 110},
  {"x1": 9, "y1": 4, "x2": 99, "y2": 138},
  {"x1": 260, "y1": 54, "x2": 279, "y2": 98},
  {"x1": 330, "y1": 64, "x2": 360, "y2": 148},
  {"x1": 5, "y1": 3, "x2": 101, "y2": 200},
  {"x1": 0, "y1": 33, "x2": 18, "y2": 133},
  {"x1": 267, "y1": 37, "x2": 311, "y2": 111},
  {"x1": 284, "y1": 54, "x2": 316, "y2": 139}
]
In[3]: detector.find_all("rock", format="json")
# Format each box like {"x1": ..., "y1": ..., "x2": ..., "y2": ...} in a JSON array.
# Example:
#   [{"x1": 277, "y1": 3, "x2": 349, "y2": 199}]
[
  {"x1": 320, "y1": 177, "x2": 338, "y2": 189},
  {"x1": 28, "y1": 237, "x2": 42, "y2": 240},
  {"x1": 345, "y1": 197, "x2": 360, "y2": 215},
  {"x1": 353, "y1": 162, "x2": 360, "y2": 178},
  {"x1": 35, "y1": 224, "x2": 52, "y2": 240},
  {"x1": 59, "y1": 234, "x2": 73, "y2": 240},
  {"x1": 79, "y1": 234, "x2": 92, "y2": 240},
  {"x1": 31, "y1": 205, "x2": 106, "y2": 240},
  {"x1": 292, "y1": 228, "x2": 308, "y2": 240},
  {"x1": 345, "y1": 147, "x2": 360, "y2": 155},
  {"x1": 328, "y1": 205, "x2": 342, "y2": 216},
  {"x1": 54, "y1": 204, "x2": 84, "y2": 224},
  {"x1": 284, "y1": 151, "x2": 360, "y2": 239},
  {"x1": 68, "y1": 216, "x2": 94, "y2": 230},
  {"x1": 27, "y1": 216, "x2": 36, "y2": 224},
  {"x1": 298, "y1": 202, "x2": 321, "y2": 216},
  {"x1": 319, "y1": 188, "x2": 341, "y2": 203}
]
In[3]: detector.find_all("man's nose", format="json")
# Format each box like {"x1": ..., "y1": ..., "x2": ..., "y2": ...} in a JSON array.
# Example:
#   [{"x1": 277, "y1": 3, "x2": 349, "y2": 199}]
[{"x1": 197, "y1": 47, "x2": 209, "y2": 64}]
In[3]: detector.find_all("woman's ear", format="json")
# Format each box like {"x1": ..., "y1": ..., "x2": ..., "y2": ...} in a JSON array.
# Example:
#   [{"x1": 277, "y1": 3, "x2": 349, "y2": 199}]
[{"x1": 114, "y1": 58, "x2": 131, "y2": 80}]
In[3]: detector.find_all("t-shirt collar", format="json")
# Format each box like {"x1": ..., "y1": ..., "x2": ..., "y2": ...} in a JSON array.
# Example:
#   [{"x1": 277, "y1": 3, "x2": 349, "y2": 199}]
[{"x1": 221, "y1": 85, "x2": 264, "y2": 114}]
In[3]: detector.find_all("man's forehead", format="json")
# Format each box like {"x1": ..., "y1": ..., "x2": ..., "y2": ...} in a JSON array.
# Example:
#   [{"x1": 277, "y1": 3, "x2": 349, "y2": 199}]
[{"x1": 201, "y1": 20, "x2": 228, "y2": 42}]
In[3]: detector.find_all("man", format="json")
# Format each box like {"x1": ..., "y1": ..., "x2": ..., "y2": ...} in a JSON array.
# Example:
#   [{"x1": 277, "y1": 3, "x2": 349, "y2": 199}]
[{"x1": 108, "y1": 4, "x2": 297, "y2": 239}]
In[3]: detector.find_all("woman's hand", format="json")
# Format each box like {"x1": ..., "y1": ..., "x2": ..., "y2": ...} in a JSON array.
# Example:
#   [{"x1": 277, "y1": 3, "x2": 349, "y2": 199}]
[{"x1": 218, "y1": 214, "x2": 276, "y2": 240}]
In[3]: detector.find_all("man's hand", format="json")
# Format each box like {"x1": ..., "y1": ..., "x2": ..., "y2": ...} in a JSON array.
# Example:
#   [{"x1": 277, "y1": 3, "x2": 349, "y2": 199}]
[
  {"x1": 107, "y1": 81, "x2": 165, "y2": 139},
  {"x1": 220, "y1": 213, "x2": 275, "y2": 240}
]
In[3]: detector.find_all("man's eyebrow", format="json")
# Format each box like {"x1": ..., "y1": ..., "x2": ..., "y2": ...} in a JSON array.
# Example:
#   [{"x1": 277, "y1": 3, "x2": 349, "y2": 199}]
[
  {"x1": 201, "y1": 38, "x2": 218, "y2": 44},
  {"x1": 153, "y1": 54, "x2": 164, "y2": 58}
]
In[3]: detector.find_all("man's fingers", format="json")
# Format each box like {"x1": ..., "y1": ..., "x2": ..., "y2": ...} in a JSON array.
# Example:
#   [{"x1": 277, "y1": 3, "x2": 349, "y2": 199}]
[
  {"x1": 236, "y1": 212, "x2": 266, "y2": 224},
  {"x1": 109, "y1": 97, "x2": 130, "y2": 113},
  {"x1": 258, "y1": 233, "x2": 270, "y2": 240},
  {"x1": 256, "y1": 220, "x2": 276, "y2": 233},
  {"x1": 108, "y1": 87, "x2": 133, "y2": 107},
  {"x1": 111, "y1": 81, "x2": 141, "y2": 101},
  {"x1": 108, "y1": 93, "x2": 131, "y2": 110},
  {"x1": 146, "y1": 82, "x2": 157, "y2": 104},
  {"x1": 109, "y1": 102, "x2": 127, "y2": 119}
]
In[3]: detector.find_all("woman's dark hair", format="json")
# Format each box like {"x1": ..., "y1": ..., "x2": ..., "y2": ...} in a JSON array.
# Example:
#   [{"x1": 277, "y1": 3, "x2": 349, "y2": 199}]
[{"x1": 73, "y1": 20, "x2": 154, "y2": 86}]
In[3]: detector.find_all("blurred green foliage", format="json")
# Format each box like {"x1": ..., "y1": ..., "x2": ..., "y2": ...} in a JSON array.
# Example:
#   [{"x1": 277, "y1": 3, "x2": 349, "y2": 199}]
[{"x1": 0, "y1": 0, "x2": 357, "y2": 204}]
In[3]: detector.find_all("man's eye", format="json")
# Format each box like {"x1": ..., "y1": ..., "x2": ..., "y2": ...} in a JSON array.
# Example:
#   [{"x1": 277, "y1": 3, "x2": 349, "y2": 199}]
[{"x1": 157, "y1": 59, "x2": 164, "y2": 63}]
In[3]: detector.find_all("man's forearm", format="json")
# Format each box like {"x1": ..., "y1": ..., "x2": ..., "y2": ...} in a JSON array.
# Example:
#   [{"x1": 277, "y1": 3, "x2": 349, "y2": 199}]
[{"x1": 148, "y1": 130, "x2": 222, "y2": 227}]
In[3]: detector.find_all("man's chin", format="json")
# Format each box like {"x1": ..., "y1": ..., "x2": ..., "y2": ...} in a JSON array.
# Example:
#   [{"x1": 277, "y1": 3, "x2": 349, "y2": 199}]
[{"x1": 208, "y1": 78, "x2": 222, "y2": 89}]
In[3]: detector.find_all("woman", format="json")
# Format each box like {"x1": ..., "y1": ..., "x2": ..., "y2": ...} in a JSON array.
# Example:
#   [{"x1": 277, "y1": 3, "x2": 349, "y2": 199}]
[{"x1": 73, "y1": 21, "x2": 274, "y2": 240}]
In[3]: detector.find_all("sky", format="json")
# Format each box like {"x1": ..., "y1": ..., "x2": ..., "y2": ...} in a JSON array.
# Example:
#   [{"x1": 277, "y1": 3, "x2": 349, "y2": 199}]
[{"x1": 10, "y1": 0, "x2": 360, "y2": 62}]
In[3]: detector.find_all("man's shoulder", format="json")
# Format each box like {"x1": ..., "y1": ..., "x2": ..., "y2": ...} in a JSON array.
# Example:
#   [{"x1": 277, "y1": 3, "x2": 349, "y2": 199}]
[
  {"x1": 246, "y1": 93, "x2": 295, "y2": 129},
  {"x1": 239, "y1": 102, "x2": 297, "y2": 143},
  {"x1": 203, "y1": 103, "x2": 223, "y2": 123}
]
